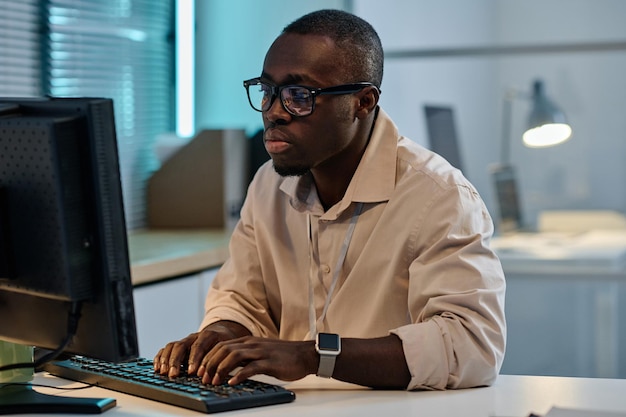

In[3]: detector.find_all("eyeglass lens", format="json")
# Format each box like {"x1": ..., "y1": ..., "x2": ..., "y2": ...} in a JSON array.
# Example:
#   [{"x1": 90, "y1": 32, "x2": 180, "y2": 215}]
[{"x1": 247, "y1": 82, "x2": 315, "y2": 116}]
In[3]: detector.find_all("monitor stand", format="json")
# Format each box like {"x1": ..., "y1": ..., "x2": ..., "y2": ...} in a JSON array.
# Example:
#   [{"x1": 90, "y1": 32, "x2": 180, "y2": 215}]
[
  {"x1": 0, "y1": 341, "x2": 115, "y2": 414},
  {"x1": 0, "y1": 384, "x2": 116, "y2": 414}
]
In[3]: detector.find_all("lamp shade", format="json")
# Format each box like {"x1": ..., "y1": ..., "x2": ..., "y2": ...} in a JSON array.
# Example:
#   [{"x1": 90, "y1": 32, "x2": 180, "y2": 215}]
[{"x1": 522, "y1": 80, "x2": 572, "y2": 147}]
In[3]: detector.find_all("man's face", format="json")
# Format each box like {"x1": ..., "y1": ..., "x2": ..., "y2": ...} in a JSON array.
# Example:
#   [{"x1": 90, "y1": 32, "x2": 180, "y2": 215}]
[{"x1": 259, "y1": 33, "x2": 361, "y2": 177}]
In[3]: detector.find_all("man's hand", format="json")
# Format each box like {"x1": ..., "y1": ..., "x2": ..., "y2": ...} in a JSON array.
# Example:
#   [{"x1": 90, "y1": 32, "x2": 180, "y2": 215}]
[
  {"x1": 197, "y1": 336, "x2": 318, "y2": 386},
  {"x1": 153, "y1": 320, "x2": 251, "y2": 378},
  {"x1": 155, "y1": 326, "x2": 410, "y2": 389}
]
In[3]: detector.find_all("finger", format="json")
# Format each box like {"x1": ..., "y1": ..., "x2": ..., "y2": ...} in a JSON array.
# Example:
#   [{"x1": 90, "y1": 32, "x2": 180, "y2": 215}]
[
  {"x1": 196, "y1": 340, "x2": 235, "y2": 385},
  {"x1": 189, "y1": 328, "x2": 225, "y2": 376},
  {"x1": 199, "y1": 343, "x2": 227, "y2": 384},
  {"x1": 153, "y1": 348, "x2": 165, "y2": 372},
  {"x1": 188, "y1": 334, "x2": 216, "y2": 375},
  {"x1": 159, "y1": 333, "x2": 198, "y2": 377},
  {"x1": 205, "y1": 340, "x2": 259, "y2": 385},
  {"x1": 154, "y1": 343, "x2": 174, "y2": 374},
  {"x1": 226, "y1": 361, "x2": 266, "y2": 386},
  {"x1": 167, "y1": 339, "x2": 193, "y2": 378}
]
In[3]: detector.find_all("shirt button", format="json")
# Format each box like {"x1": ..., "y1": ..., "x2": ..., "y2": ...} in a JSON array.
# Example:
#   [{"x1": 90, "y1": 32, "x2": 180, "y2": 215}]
[{"x1": 321, "y1": 264, "x2": 331, "y2": 274}]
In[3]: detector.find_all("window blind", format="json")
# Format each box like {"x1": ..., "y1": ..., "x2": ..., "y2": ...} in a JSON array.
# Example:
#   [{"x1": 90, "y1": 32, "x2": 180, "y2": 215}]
[
  {"x1": 44, "y1": 0, "x2": 174, "y2": 229},
  {"x1": 0, "y1": 0, "x2": 42, "y2": 96}
]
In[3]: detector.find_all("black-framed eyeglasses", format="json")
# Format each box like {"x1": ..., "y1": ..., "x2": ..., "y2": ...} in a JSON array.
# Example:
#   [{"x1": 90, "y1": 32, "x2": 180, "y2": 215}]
[{"x1": 243, "y1": 78, "x2": 377, "y2": 117}]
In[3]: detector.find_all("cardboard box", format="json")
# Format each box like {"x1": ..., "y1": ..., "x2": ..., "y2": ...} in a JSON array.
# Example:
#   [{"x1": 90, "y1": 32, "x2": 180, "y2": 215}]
[{"x1": 147, "y1": 129, "x2": 248, "y2": 230}]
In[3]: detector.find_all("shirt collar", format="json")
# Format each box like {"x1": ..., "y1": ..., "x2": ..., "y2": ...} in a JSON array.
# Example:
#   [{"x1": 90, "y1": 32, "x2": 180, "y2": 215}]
[{"x1": 280, "y1": 107, "x2": 399, "y2": 218}]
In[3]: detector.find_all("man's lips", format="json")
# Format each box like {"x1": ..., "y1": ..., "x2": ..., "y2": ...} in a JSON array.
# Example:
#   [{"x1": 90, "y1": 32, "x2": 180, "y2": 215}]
[
  {"x1": 265, "y1": 139, "x2": 290, "y2": 154},
  {"x1": 264, "y1": 131, "x2": 291, "y2": 154}
]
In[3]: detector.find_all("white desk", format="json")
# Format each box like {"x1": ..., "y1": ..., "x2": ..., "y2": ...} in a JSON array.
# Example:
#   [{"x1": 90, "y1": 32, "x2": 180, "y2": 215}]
[
  {"x1": 491, "y1": 230, "x2": 626, "y2": 378},
  {"x1": 491, "y1": 229, "x2": 626, "y2": 275},
  {"x1": 15, "y1": 373, "x2": 626, "y2": 417}
]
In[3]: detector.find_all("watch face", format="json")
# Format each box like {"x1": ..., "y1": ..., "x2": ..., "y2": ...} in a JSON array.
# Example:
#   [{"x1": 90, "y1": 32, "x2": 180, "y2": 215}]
[{"x1": 318, "y1": 333, "x2": 340, "y2": 351}]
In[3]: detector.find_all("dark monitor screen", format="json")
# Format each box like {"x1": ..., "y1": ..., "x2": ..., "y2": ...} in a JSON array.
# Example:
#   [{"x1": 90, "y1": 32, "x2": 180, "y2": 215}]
[
  {"x1": 0, "y1": 97, "x2": 138, "y2": 364},
  {"x1": 424, "y1": 105, "x2": 464, "y2": 172},
  {"x1": 490, "y1": 163, "x2": 524, "y2": 234}
]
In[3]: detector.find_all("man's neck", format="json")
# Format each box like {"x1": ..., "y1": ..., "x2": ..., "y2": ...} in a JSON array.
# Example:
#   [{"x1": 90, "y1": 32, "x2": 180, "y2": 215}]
[
  {"x1": 313, "y1": 122, "x2": 376, "y2": 210},
  {"x1": 313, "y1": 174, "x2": 352, "y2": 211}
]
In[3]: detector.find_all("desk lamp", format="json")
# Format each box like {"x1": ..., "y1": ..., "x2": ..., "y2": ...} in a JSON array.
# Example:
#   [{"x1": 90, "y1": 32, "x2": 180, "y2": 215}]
[
  {"x1": 493, "y1": 79, "x2": 572, "y2": 233},
  {"x1": 523, "y1": 79, "x2": 572, "y2": 148},
  {"x1": 500, "y1": 78, "x2": 572, "y2": 165}
]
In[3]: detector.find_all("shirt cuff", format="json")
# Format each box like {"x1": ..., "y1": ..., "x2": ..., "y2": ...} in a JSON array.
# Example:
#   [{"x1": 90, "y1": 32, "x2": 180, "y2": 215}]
[{"x1": 389, "y1": 318, "x2": 451, "y2": 391}]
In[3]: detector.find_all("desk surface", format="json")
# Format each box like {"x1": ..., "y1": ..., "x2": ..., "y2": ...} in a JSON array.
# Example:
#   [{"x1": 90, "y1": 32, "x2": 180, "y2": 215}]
[
  {"x1": 128, "y1": 228, "x2": 626, "y2": 284},
  {"x1": 18, "y1": 373, "x2": 626, "y2": 417},
  {"x1": 128, "y1": 229, "x2": 231, "y2": 285},
  {"x1": 491, "y1": 229, "x2": 626, "y2": 276}
]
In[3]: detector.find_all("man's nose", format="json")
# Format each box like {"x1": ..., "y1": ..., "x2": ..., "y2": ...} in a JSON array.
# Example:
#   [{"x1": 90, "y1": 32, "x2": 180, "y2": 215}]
[{"x1": 264, "y1": 94, "x2": 291, "y2": 123}]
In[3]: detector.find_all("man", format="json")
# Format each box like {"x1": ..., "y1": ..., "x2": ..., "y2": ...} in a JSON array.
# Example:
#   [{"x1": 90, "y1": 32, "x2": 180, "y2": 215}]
[{"x1": 155, "y1": 9, "x2": 506, "y2": 391}]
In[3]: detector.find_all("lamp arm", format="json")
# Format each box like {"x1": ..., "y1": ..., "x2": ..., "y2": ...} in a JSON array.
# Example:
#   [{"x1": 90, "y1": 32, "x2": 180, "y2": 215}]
[
  {"x1": 501, "y1": 88, "x2": 532, "y2": 165},
  {"x1": 501, "y1": 92, "x2": 514, "y2": 166}
]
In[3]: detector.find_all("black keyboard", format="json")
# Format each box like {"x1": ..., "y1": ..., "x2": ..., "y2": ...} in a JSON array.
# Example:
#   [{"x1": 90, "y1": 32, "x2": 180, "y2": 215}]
[{"x1": 43, "y1": 356, "x2": 296, "y2": 413}]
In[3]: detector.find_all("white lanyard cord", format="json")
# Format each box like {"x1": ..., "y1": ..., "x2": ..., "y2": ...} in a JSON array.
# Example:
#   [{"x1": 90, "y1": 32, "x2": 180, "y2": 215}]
[{"x1": 307, "y1": 202, "x2": 364, "y2": 338}]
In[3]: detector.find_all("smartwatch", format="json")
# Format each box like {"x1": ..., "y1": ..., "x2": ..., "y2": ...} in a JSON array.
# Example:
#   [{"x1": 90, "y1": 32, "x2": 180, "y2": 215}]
[{"x1": 315, "y1": 333, "x2": 341, "y2": 378}]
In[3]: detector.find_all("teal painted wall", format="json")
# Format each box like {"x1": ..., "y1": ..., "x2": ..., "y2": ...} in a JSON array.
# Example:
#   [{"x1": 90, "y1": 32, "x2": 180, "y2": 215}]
[{"x1": 194, "y1": 0, "x2": 346, "y2": 135}]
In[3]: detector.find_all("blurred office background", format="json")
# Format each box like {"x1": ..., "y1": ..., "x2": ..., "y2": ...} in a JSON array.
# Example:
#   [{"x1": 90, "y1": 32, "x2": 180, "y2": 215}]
[{"x1": 2, "y1": 0, "x2": 626, "y2": 378}]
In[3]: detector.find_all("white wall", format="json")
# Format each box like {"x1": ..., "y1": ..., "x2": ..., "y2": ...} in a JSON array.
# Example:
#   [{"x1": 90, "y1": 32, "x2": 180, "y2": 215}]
[
  {"x1": 493, "y1": 0, "x2": 626, "y2": 227},
  {"x1": 353, "y1": 0, "x2": 499, "y2": 213},
  {"x1": 354, "y1": 0, "x2": 626, "y2": 228}
]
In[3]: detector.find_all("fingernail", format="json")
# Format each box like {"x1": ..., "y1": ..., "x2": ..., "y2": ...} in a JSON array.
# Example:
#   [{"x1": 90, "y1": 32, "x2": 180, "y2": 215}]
[{"x1": 202, "y1": 373, "x2": 212, "y2": 385}]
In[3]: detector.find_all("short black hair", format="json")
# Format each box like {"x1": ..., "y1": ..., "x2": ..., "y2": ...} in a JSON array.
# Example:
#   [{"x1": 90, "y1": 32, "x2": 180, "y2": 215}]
[{"x1": 282, "y1": 9, "x2": 384, "y2": 88}]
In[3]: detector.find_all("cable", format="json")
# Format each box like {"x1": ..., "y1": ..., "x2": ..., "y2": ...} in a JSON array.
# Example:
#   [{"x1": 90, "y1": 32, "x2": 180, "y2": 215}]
[
  {"x1": 0, "y1": 382, "x2": 91, "y2": 392},
  {"x1": 0, "y1": 301, "x2": 82, "y2": 373}
]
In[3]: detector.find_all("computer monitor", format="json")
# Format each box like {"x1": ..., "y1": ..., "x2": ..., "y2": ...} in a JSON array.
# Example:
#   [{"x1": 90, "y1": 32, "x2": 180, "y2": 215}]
[
  {"x1": 424, "y1": 105, "x2": 464, "y2": 172},
  {"x1": 0, "y1": 97, "x2": 139, "y2": 412}
]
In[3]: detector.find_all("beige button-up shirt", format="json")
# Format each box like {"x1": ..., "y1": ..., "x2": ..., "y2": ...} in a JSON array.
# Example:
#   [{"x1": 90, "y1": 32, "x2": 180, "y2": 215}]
[{"x1": 201, "y1": 108, "x2": 506, "y2": 390}]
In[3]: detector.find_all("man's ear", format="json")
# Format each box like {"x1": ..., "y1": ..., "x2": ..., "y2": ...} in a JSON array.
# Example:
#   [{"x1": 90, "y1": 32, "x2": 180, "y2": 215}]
[{"x1": 355, "y1": 86, "x2": 380, "y2": 119}]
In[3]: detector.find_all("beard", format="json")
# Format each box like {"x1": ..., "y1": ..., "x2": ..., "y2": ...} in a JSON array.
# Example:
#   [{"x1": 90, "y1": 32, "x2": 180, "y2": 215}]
[{"x1": 272, "y1": 162, "x2": 310, "y2": 177}]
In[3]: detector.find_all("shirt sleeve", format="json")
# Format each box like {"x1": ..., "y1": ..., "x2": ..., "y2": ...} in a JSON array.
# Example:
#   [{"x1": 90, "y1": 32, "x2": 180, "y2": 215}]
[
  {"x1": 390, "y1": 183, "x2": 507, "y2": 390},
  {"x1": 198, "y1": 180, "x2": 279, "y2": 338}
]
